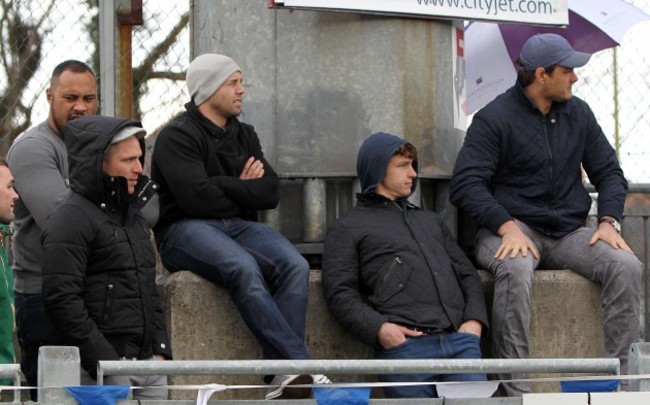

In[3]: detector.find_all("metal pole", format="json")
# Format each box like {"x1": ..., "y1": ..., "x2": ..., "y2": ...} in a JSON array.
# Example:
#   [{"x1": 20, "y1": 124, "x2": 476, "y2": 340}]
[
  {"x1": 99, "y1": 0, "x2": 116, "y2": 117},
  {"x1": 97, "y1": 358, "x2": 620, "y2": 378},
  {"x1": 303, "y1": 178, "x2": 326, "y2": 243},
  {"x1": 643, "y1": 215, "x2": 650, "y2": 342},
  {"x1": 117, "y1": 24, "x2": 133, "y2": 118}
]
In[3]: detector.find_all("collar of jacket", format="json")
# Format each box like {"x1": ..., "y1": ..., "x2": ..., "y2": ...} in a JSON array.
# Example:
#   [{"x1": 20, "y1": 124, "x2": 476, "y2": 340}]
[
  {"x1": 100, "y1": 174, "x2": 157, "y2": 213},
  {"x1": 185, "y1": 100, "x2": 239, "y2": 140},
  {"x1": 512, "y1": 81, "x2": 571, "y2": 116},
  {"x1": 356, "y1": 192, "x2": 418, "y2": 210}
]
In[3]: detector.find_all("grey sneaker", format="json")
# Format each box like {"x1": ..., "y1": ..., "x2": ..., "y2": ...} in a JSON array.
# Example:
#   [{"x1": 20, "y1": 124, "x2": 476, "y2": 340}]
[{"x1": 265, "y1": 374, "x2": 313, "y2": 400}]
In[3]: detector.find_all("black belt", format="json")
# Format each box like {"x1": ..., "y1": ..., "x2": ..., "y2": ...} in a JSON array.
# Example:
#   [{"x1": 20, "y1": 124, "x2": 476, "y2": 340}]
[{"x1": 401, "y1": 325, "x2": 452, "y2": 335}]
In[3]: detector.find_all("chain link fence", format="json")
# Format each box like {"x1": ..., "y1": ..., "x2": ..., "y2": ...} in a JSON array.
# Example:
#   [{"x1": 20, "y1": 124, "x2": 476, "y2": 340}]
[
  {"x1": 0, "y1": 0, "x2": 189, "y2": 157},
  {"x1": 573, "y1": 0, "x2": 650, "y2": 184}
]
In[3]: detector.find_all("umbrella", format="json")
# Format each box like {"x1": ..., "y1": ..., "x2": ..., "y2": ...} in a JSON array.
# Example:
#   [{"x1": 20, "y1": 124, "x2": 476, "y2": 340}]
[{"x1": 465, "y1": 0, "x2": 650, "y2": 114}]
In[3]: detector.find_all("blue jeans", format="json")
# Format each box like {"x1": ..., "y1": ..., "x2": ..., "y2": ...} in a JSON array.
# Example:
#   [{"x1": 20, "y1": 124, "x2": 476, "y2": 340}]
[
  {"x1": 15, "y1": 292, "x2": 65, "y2": 400},
  {"x1": 476, "y1": 220, "x2": 642, "y2": 397},
  {"x1": 159, "y1": 218, "x2": 311, "y2": 360},
  {"x1": 375, "y1": 332, "x2": 486, "y2": 398}
]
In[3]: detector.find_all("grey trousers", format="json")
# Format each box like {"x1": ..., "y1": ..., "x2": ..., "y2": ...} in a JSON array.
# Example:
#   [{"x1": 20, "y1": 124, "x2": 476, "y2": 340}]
[
  {"x1": 81, "y1": 357, "x2": 168, "y2": 400},
  {"x1": 475, "y1": 220, "x2": 642, "y2": 397}
]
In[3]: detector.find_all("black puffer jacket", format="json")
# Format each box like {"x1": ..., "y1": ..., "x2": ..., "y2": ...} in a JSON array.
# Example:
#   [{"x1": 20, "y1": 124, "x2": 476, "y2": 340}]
[
  {"x1": 322, "y1": 133, "x2": 487, "y2": 347},
  {"x1": 42, "y1": 116, "x2": 172, "y2": 378}
]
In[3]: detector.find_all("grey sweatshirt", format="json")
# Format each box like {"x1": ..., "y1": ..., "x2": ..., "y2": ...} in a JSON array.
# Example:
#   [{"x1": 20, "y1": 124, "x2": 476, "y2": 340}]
[{"x1": 7, "y1": 121, "x2": 70, "y2": 294}]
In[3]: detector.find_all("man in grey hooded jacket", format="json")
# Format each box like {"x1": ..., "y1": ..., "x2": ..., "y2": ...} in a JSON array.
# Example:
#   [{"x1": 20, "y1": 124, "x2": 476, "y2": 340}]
[{"x1": 322, "y1": 132, "x2": 488, "y2": 398}]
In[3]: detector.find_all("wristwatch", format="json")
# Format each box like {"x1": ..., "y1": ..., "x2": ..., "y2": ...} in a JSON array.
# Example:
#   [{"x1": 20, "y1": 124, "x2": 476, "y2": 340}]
[{"x1": 599, "y1": 217, "x2": 621, "y2": 234}]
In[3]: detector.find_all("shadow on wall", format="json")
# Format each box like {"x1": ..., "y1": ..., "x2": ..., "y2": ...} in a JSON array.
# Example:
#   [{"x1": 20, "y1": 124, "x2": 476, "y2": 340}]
[{"x1": 275, "y1": 88, "x2": 371, "y2": 174}]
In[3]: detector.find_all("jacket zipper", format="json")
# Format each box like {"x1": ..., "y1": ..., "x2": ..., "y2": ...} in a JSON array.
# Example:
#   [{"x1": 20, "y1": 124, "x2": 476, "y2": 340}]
[
  {"x1": 542, "y1": 116, "x2": 554, "y2": 232},
  {"x1": 103, "y1": 284, "x2": 115, "y2": 322},
  {"x1": 383, "y1": 256, "x2": 402, "y2": 284}
]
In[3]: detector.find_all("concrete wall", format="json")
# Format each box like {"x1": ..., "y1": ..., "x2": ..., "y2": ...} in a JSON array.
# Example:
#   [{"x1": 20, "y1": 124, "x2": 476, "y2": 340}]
[
  {"x1": 159, "y1": 269, "x2": 605, "y2": 400},
  {"x1": 190, "y1": 1, "x2": 463, "y2": 245},
  {"x1": 192, "y1": 0, "x2": 460, "y2": 176}
]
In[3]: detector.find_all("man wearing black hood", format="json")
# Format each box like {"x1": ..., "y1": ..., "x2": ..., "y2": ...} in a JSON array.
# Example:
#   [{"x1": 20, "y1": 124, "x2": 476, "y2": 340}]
[
  {"x1": 322, "y1": 133, "x2": 488, "y2": 398},
  {"x1": 41, "y1": 116, "x2": 171, "y2": 399}
]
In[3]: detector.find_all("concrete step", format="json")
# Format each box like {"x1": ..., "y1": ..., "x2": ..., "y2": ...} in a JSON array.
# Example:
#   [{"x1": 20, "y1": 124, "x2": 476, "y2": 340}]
[{"x1": 158, "y1": 269, "x2": 604, "y2": 400}]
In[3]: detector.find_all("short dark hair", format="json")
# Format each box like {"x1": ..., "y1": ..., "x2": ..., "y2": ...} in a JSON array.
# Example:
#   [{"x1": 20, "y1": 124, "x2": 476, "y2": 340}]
[
  {"x1": 51, "y1": 60, "x2": 95, "y2": 86},
  {"x1": 516, "y1": 57, "x2": 557, "y2": 88},
  {"x1": 0, "y1": 160, "x2": 7, "y2": 169},
  {"x1": 395, "y1": 143, "x2": 417, "y2": 161}
]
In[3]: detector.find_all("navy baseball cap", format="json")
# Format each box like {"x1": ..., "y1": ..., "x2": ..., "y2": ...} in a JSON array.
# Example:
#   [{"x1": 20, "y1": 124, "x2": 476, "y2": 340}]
[{"x1": 519, "y1": 33, "x2": 591, "y2": 71}]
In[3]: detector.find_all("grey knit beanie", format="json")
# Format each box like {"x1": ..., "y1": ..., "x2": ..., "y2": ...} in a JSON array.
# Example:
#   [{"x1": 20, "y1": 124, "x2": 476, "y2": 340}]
[{"x1": 186, "y1": 54, "x2": 241, "y2": 106}]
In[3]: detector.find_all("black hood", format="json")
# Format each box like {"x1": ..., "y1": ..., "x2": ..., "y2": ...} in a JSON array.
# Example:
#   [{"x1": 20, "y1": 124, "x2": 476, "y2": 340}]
[
  {"x1": 356, "y1": 132, "x2": 418, "y2": 195},
  {"x1": 63, "y1": 116, "x2": 146, "y2": 206}
]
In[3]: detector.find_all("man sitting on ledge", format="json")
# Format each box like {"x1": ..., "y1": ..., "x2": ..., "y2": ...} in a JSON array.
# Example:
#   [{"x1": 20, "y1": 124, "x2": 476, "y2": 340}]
[
  {"x1": 450, "y1": 33, "x2": 642, "y2": 396},
  {"x1": 322, "y1": 132, "x2": 488, "y2": 398},
  {"x1": 152, "y1": 53, "x2": 329, "y2": 400}
]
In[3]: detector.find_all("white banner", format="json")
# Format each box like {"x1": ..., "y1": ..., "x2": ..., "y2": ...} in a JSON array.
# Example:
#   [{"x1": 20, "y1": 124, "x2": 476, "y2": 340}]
[{"x1": 272, "y1": 0, "x2": 569, "y2": 26}]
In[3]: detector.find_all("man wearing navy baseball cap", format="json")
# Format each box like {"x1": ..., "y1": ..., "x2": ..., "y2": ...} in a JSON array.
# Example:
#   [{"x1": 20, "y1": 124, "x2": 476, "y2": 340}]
[{"x1": 451, "y1": 33, "x2": 641, "y2": 396}]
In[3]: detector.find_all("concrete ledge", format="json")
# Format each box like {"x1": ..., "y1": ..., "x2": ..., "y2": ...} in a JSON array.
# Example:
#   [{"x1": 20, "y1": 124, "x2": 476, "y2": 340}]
[{"x1": 159, "y1": 269, "x2": 604, "y2": 399}]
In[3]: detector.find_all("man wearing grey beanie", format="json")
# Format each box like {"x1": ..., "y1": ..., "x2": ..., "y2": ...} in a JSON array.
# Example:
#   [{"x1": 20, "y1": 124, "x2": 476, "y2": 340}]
[{"x1": 152, "y1": 54, "x2": 330, "y2": 400}]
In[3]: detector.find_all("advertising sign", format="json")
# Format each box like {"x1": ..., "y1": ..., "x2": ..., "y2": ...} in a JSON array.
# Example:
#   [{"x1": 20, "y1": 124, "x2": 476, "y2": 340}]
[{"x1": 270, "y1": 0, "x2": 569, "y2": 26}]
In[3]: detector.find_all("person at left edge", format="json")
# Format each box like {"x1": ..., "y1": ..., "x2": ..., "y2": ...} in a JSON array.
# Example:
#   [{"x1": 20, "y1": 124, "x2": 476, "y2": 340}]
[
  {"x1": 0, "y1": 161, "x2": 19, "y2": 386},
  {"x1": 41, "y1": 116, "x2": 172, "y2": 399}
]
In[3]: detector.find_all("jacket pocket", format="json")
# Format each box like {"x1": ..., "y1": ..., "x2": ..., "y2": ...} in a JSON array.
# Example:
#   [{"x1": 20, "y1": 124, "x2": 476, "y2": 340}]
[{"x1": 376, "y1": 257, "x2": 412, "y2": 302}]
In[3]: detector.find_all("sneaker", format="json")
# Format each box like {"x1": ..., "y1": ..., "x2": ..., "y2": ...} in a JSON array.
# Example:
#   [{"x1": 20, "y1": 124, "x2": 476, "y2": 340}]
[
  {"x1": 312, "y1": 374, "x2": 332, "y2": 385},
  {"x1": 265, "y1": 374, "x2": 313, "y2": 400}
]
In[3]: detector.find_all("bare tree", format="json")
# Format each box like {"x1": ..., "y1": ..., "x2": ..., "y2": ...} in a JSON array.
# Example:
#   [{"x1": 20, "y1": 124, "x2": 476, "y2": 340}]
[
  {"x1": 0, "y1": 0, "x2": 55, "y2": 156},
  {"x1": 0, "y1": 0, "x2": 188, "y2": 157},
  {"x1": 133, "y1": 11, "x2": 189, "y2": 122}
]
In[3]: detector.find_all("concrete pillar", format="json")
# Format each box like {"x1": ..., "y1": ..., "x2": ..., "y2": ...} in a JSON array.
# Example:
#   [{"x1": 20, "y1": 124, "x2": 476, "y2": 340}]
[
  {"x1": 303, "y1": 178, "x2": 326, "y2": 242},
  {"x1": 259, "y1": 202, "x2": 281, "y2": 230},
  {"x1": 191, "y1": 0, "x2": 459, "y2": 179},
  {"x1": 38, "y1": 346, "x2": 81, "y2": 404},
  {"x1": 629, "y1": 342, "x2": 650, "y2": 391},
  {"x1": 352, "y1": 178, "x2": 361, "y2": 207},
  {"x1": 191, "y1": 0, "x2": 462, "y2": 245}
]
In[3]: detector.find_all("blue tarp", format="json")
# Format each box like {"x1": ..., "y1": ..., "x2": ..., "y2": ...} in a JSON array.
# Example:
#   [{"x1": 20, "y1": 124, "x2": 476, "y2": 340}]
[
  {"x1": 65, "y1": 385, "x2": 130, "y2": 405},
  {"x1": 560, "y1": 379, "x2": 621, "y2": 393},
  {"x1": 313, "y1": 387, "x2": 371, "y2": 405}
]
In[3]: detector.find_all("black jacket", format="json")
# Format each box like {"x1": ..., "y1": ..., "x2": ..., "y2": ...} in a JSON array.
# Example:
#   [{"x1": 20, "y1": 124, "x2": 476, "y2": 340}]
[
  {"x1": 42, "y1": 116, "x2": 172, "y2": 378},
  {"x1": 450, "y1": 83, "x2": 627, "y2": 238},
  {"x1": 151, "y1": 101, "x2": 279, "y2": 240},
  {"x1": 322, "y1": 133, "x2": 487, "y2": 347}
]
